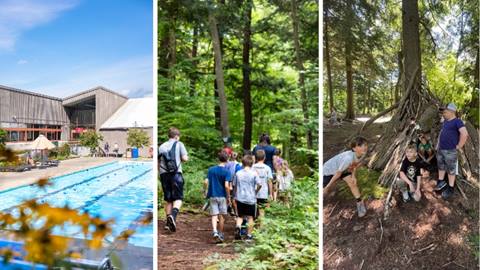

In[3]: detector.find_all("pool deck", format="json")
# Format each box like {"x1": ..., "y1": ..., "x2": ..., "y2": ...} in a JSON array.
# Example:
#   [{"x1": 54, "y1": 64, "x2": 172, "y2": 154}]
[{"x1": 0, "y1": 157, "x2": 120, "y2": 191}]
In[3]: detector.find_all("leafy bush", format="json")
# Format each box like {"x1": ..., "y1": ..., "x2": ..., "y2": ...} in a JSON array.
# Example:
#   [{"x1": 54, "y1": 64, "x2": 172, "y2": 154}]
[
  {"x1": 0, "y1": 128, "x2": 6, "y2": 148},
  {"x1": 217, "y1": 177, "x2": 319, "y2": 270},
  {"x1": 58, "y1": 143, "x2": 71, "y2": 159},
  {"x1": 127, "y1": 128, "x2": 150, "y2": 149},
  {"x1": 337, "y1": 167, "x2": 388, "y2": 200},
  {"x1": 79, "y1": 130, "x2": 103, "y2": 156}
]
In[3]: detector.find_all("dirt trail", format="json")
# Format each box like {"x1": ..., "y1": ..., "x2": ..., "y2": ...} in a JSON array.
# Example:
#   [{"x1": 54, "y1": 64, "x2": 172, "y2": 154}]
[
  {"x1": 323, "y1": 119, "x2": 479, "y2": 270},
  {"x1": 158, "y1": 211, "x2": 237, "y2": 270}
]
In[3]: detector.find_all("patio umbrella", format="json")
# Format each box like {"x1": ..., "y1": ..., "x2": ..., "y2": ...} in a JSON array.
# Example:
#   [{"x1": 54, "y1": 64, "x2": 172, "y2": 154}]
[{"x1": 30, "y1": 135, "x2": 56, "y2": 150}]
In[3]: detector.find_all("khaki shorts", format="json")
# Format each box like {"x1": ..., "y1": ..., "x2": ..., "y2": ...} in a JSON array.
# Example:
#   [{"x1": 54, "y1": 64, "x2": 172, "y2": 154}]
[{"x1": 209, "y1": 197, "x2": 227, "y2": 216}]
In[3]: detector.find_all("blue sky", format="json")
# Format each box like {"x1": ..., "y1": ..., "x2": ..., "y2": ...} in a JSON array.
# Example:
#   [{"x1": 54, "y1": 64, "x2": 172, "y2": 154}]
[{"x1": 0, "y1": 0, "x2": 153, "y2": 98}]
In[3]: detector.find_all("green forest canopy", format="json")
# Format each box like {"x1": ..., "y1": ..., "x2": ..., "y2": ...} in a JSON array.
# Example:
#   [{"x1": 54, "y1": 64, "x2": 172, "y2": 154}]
[
  {"x1": 323, "y1": 0, "x2": 478, "y2": 124},
  {"x1": 159, "y1": 0, "x2": 319, "y2": 165}
]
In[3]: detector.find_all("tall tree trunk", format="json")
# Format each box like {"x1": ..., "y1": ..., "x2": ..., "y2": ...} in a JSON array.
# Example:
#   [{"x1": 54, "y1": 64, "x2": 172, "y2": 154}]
[
  {"x1": 395, "y1": 51, "x2": 403, "y2": 102},
  {"x1": 291, "y1": 0, "x2": 313, "y2": 150},
  {"x1": 402, "y1": 0, "x2": 421, "y2": 95},
  {"x1": 324, "y1": 1, "x2": 334, "y2": 113},
  {"x1": 209, "y1": 11, "x2": 230, "y2": 138},
  {"x1": 242, "y1": 0, "x2": 253, "y2": 151},
  {"x1": 366, "y1": 84, "x2": 371, "y2": 114},
  {"x1": 475, "y1": 46, "x2": 479, "y2": 88},
  {"x1": 345, "y1": 41, "x2": 355, "y2": 119},
  {"x1": 343, "y1": 0, "x2": 355, "y2": 120},
  {"x1": 190, "y1": 26, "x2": 199, "y2": 96}
]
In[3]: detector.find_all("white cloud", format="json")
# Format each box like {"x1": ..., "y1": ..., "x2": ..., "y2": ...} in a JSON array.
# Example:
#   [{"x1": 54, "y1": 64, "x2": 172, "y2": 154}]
[
  {"x1": 17, "y1": 59, "x2": 28, "y2": 65},
  {"x1": 0, "y1": 0, "x2": 79, "y2": 51}
]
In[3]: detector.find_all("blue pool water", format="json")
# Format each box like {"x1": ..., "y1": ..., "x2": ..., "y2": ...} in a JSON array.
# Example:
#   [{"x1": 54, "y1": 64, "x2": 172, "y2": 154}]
[{"x1": 0, "y1": 161, "x2": 153, "y2": 248}]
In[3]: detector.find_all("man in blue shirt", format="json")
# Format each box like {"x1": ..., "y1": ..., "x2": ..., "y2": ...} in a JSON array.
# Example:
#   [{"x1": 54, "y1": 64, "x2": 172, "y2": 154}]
[
  {"x1": 435, "y1": 103, "x2": 469, "y2": 199},
  {"x1": 204, "y1": 150, "x2": 232, "y2": 243}
]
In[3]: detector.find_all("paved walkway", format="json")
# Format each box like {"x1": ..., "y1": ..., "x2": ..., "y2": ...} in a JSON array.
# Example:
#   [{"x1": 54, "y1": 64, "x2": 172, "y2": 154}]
[{"x1": 0, "y1": 157, "x2": 118, "y2": 191}]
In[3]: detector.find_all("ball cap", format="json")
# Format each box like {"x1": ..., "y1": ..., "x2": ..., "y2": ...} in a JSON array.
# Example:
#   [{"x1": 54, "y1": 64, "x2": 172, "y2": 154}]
[{"x1": 440, "y1": 103, "x2": 457, "y2": 112}]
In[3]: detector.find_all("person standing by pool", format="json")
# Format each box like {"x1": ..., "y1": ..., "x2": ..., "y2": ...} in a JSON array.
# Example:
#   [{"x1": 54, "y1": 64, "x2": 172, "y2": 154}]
[
  {"x1": 113, "y1": 142, "x2": 119, "y2": 157},
  {"x1": 159, "y1": 127, "x2": 189, "y2": 232},
  {"x1": 104, "y1": 142, "x2": 110, "y2": 157}
]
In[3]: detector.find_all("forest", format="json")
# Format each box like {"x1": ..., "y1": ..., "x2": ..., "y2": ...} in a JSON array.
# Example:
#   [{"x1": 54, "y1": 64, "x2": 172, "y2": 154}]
[
  {"x1": 323, "y1": 0, "x2": 479, "y2": 269},
  {"x1": 158, "y1": 0, "x2": 319, "y2": 269}
]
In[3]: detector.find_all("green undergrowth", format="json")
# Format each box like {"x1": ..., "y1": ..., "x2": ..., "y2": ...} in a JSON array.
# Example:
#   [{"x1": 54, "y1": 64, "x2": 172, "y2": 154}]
[
  {"x1": 468, "y1": 233, "x2": 480, "y2": 260},
  {"x1": 214, "y1": 176, "x2": 319, "y2": 270},
  {"x1": 336, "y1": 167, "x2": 387, "y2": 200}
]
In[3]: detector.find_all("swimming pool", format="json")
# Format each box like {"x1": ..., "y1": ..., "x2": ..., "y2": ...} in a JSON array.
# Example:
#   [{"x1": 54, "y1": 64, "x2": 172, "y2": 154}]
[{"x1": 0, "y1": 161, "x2": 153, "y2": 248}]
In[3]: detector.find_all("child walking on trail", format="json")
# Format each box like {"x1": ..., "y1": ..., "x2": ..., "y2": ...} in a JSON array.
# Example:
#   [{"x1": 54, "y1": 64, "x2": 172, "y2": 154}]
[
  {"x1": 323, "y1": 137, "x2": 368, "y2": 217},
  {"x1": 204, "y1": 150, "x2": 232, "y2": 243},
  {"x1": 272, "y1": 149, "x2": 284, "y2": 201},
  {"x1": 435, "y1": 103, "x2": 469, "y2": 199},
  {"x1": 233, "y1": 155, "x2": 261, "y2": 241},
  {"x1": 277, "y1": 160, "x2": 294, "y2": 204},
  {"x1": 397, "y1": 144, "x2": 423, "y2": 202},
  {"x1": 252, "y1": 150, "x2": 273, "y2": 219}
]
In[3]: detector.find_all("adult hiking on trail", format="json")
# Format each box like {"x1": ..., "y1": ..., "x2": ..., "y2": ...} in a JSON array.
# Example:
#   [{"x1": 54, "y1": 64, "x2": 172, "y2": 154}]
[
  {"x1": 159, "y1": 127, "x2": 189, "y2": 232},
  {"x1": 252, "y1": 133, "x2": 277, "y2": 174}
]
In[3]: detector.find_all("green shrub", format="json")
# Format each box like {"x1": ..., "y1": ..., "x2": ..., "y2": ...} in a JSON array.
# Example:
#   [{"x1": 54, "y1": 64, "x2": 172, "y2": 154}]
[
  {"x1": 58, "y1": 143, "x2": 71, "y2": 158},
  {"x1": 127, "y1": 128, "x2": 150, "y2": 149},
  {"x1": 79, "y1": 130, "x2": 103, "y2": 156},
  {"x1": 217, "y1": 176, "x2": 319, "y2": 270},
  {"x1": 337, "y1": 167, "x2": 387, "y2": 200}
]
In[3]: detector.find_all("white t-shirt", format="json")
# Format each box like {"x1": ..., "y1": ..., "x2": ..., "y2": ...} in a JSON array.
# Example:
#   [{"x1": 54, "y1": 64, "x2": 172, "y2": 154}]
[
  {"x1": 252, "y1": 163, "x2": 273, "y2": 199},
  {"x1": 323, "y1": 151, "x2": 358, "y2": 176}
]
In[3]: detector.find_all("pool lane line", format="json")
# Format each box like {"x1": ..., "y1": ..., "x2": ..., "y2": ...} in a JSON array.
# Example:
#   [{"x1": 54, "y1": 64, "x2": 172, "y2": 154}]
[
  {"x1": 79, "y1": 168, "x2": 152, "y2": 211},
  {"x1": 0, "y1": 165, "x2": 130, "y2": 212},
  {"x1": 0, "y1": 161, "x2": 119, "y2": 196}
]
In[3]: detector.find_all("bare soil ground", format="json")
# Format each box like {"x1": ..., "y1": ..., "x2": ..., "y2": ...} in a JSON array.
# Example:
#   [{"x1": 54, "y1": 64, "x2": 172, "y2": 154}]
[
  {"x1": 323, "y1": 119, "x2": 479, "y2": 270},
  {"x1": 158, "y1": 210, "x2": 237, "y2": 270}
]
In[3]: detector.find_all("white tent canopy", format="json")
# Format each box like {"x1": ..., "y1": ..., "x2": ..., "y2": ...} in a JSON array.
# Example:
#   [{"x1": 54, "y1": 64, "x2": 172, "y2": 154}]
[{"x1": 30, "y1": 135, "x2": 56, "y2": 150}]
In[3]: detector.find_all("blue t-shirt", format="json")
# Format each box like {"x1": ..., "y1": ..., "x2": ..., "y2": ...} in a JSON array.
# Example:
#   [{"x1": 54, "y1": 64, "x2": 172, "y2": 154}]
[
  {"x1": 439, "y1": 118, "x2": 464, "y2": 150},
  {"x1": 206, "y1": 165, "x2": 232, "y2": 198},
  {"x1": 252, "y1": 144, "x2": 276, "y2": 171}
]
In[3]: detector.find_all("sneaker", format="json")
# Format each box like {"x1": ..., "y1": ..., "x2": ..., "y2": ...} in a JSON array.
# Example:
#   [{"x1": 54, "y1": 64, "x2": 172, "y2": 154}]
[
  {"x1": 441, "y1": 186, "x2": 454, "y2": 199},
  {"x1": 402, "y1": 190, "x2": 410, "y2": 202},
  {"x1": 435, "y1": 180, "x2": 447, "y2": 191},
  {"x1": 163, "y1": 223, "x2": 169, "y2": 230},
  {"x1": 356, "y1": 201, "x2": 367, "y2": 218},
  {"x1": 219, "y1": 232, "x2": 225, "y2": 242},
  {"x1": 234, "y1": 227, "x2": 241, "y2": 240},
  {"x1": 245, "y1": 234, "x2": 254, "y2": 242},
  {"x1": 213, "y1": 231, "x2": 223, "y2": 243},
  {"x1": 166, "y1": 215, "x2": 176, "y2": 232}
]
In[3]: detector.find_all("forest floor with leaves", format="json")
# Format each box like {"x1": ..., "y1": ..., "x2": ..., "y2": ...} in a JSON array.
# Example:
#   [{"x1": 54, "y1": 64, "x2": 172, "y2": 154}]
[
  {"x1": 158, "y1": 209, "x2": 237, "y2": 270},
  {"x1": 323, "y1": 118, "x2": 479, "y2": 270}
]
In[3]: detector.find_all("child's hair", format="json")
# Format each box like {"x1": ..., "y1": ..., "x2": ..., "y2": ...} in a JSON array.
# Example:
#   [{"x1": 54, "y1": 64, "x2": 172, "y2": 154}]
[
  {"x1": 168, "y1": 127, "x2": 180, "y2": 138},
  {"x1": 406, "y1": 144, "x2": 417, "y2": 152},
  {"x1": 218, "y1": 150, "x2": 229, "y2": 162},
  {"x1": 242, "y1": 155, "x2": 254, "y2": 167},
  {"x1": 350, "y1": 136, "x2": 368, "y2": 149},
  {"x1": 255, "y1": 149, "x2": 266, "y2": 161},
  {"x1": 275, "y1": 148, "x2": 281, "y2": 155}
]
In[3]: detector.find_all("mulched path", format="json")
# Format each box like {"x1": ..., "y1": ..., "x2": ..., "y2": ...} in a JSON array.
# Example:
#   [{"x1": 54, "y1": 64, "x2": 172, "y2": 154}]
[{"x1": 158, "y1": 211, "x2": 237, "y2": 270}]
